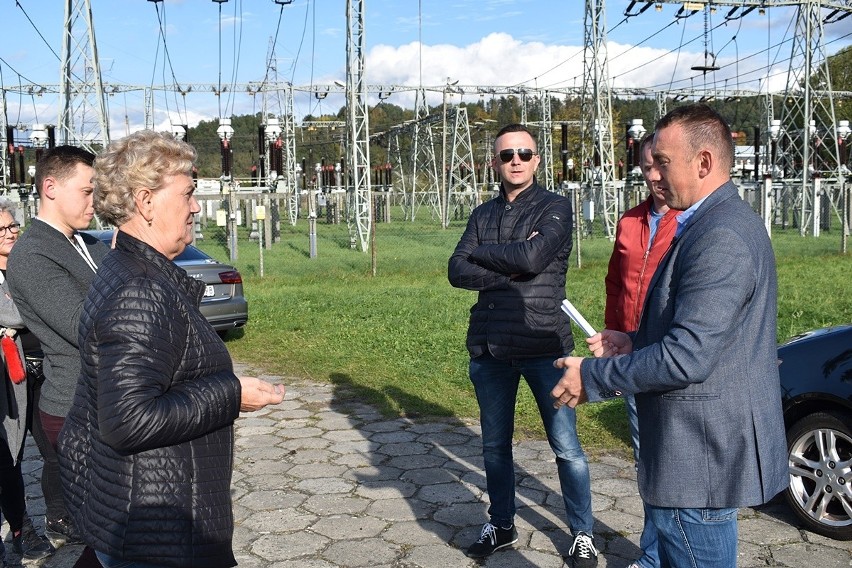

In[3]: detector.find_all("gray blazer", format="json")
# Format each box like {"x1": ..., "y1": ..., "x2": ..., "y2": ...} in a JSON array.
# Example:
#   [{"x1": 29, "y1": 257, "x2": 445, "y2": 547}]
[
  {"x1": 7, "y1": 219, "x2": 109, "y2": 418},
  {"x1": 581, "y1": 181, "x2": 788, "y2": 509}
]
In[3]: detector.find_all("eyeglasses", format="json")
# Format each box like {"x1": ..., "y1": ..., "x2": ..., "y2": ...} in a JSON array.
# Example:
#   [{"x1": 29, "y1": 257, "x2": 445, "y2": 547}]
[
  {"x1": 0, "y1": 223, "x2": 20, "y2": 237},
  {"x1": 497, "y1": 148, "x2": 537, "y2": 163}
]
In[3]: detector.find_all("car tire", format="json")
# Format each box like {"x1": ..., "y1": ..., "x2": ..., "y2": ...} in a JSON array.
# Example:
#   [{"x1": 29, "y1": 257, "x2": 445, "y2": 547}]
[{"x1": 784, "y1": 410, "x2": 852, "y2": 540}]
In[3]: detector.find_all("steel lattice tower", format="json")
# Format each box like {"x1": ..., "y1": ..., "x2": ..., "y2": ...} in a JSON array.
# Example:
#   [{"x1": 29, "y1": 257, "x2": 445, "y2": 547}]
[
  {"x1": 446, "y1": 106, "x2": 478, "y2": 222},
  {"x1": 410, "y1": 88, "x2": 441, "y2": 221},
  {"x1": 582, "y1": 0, "x2": 617, "y2": 239},
  {"x1": 539, "y1": 91, "x2": 555, "y2": 191},
  {"x1": 58, "y1": 0, "x2": 109, "y2": 151},
  {"x1": 281, "y1": 84, "x2": 299, "y2": 226},
  {"x1": 344, "y1": 0, "x2": 371, "y2": 252},
  {"x1": 1, "y1": 91, "x2": 8, "y2": 190},
  {"x1": 776, "y1": 0, "x2": 845, "y2": 235}
]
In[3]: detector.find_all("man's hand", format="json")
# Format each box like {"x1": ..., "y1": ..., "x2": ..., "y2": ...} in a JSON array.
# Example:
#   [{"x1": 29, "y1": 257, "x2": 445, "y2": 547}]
[
  {"x1": 587, "y1": 329, "x2": 633, "y2": 358},
  {"x1": 238, "y1": 376, "x2": 285, "y2": 412},
  {"x1": 551, "y1": 357, "x2": 587, "y2": 409}
]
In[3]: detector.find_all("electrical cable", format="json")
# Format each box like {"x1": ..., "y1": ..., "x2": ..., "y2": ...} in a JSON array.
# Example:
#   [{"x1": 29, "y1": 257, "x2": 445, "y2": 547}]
[
  {"x1": 153, "y1": 2, "x2": 172, "y2": 128},
  {"x1": 14, "y1": 1, "x2": 61, "y2": 62},
  {"x1": 0, "y1": 56, "x2": 38, "y2": 86},
  {"x1": 667, "y1": 16, "x2": 689, "y2": 92},
  {"x1": 225, "y1": 0, "x2": 244, "y2": 117},
  {"x1": 217, "y1": 0, "x2": 224, "y2": 119},
  {"x1": 310, "y1": 0, "x2": 320, "y2": 117},
  {"x1": 289, "y1": 0, "x2": 311, "y2": 119},
  {"x1": 539, "y1": 10, "x2": 692, "y2": 92},
  {"x1": 153, "y1": 1, "x2": 188, "y2": 127}
]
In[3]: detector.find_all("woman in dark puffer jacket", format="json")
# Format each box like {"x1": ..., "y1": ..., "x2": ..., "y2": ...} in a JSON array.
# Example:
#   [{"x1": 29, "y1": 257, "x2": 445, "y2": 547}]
[{"x1": 57, "y1": 130, "x2": 284, "y2": 568}]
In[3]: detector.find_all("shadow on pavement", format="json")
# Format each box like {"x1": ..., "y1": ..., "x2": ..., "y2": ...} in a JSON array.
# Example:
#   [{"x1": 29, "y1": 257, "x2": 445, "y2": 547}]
[{"x1": 328, "y1": 371, "x2": 641, "y2": 567}]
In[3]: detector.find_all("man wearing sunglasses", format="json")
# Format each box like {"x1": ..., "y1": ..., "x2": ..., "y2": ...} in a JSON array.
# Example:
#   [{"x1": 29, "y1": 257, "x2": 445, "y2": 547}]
[{"x1": 449, "y1": 124, "x2": 597, "y2": 567}]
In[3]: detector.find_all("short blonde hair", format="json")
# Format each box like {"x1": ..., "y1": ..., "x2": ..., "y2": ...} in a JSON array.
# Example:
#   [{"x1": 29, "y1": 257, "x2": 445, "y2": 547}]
[{"x1": 94, "y1": 130, "x2": 196, "y2": 226}]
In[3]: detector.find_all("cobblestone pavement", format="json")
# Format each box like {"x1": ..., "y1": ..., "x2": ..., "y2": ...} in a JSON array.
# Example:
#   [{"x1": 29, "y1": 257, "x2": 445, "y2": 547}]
[{"x1": 12, "y1": 365, "x2": 852, "y2": 567}]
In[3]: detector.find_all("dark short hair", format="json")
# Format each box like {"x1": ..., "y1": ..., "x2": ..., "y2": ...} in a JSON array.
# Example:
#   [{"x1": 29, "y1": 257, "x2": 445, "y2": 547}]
[
  {"x1": 655, "y1": 104, "x2": 734, "y2": 169},
  {"x1": 638, "y1": 132, "x2": 654, "y2": 164},
  {"x1": 34, "y1": 145, "x2": 96, "y2": 197},
  {"x1": 494, "y1": 123, "x2": 537, "y2": 151}
]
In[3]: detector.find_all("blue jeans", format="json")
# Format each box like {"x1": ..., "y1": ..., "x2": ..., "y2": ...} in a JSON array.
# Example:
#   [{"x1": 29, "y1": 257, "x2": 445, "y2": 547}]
[
  {"x1": 646, "y1": 506, "x2": 738, "y2": 568},
  {"x1": 95, "y1": 551, "x2": 168, "y2": 568},
  {"x1": 626, "y1": 395, "x2": 660, "y2": 568},
  {"x1": 469, "y1": 353, "x2": 594, "y2": 534}
]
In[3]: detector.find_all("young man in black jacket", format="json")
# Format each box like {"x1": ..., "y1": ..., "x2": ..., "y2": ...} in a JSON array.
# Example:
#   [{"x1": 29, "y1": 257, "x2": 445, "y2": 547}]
[{"x1": 448, "y1": 124, "x2": 597, "y2": 568}]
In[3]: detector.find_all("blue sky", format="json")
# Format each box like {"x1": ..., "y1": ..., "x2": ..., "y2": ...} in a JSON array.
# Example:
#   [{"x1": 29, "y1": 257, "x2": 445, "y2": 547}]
[{"x1": 2, "y1": 0, "x2": 850, "y2": 132}]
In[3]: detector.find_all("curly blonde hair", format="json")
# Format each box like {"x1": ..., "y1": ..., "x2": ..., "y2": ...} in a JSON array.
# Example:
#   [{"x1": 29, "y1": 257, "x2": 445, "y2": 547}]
[{"x1": 94, "y1": 130, "x2": 197, "y2": 226}]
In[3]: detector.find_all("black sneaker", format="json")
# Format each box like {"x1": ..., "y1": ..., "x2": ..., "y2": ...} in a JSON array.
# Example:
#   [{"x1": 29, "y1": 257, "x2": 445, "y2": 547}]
[
  {"x1": 44, "y1": 517, "x2": 83, "y2": 548},
  {"x1": 465, "y1": 522, "x2": 518, "y2": 558},
  {"x1": 12, "y1": 517, "x2": 54, "y2": 563},
  {"x1": 568, "y1": 532, "x2": 598, "y2": 568}
]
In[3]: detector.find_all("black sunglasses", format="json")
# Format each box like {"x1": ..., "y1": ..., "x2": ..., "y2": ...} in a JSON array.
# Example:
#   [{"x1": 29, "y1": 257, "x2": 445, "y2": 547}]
[{"x1": 497, "y1": 148, "x2": 537, "y2": 163}]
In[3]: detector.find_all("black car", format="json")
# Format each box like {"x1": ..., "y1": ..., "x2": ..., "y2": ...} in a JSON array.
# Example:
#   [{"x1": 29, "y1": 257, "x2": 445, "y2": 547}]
[
  {"x1": 778, "y1": 324, "x2": 852, "y2": 540},
  {"x1": 85, "y1": 230, "x2": 248, "y2": 336}
]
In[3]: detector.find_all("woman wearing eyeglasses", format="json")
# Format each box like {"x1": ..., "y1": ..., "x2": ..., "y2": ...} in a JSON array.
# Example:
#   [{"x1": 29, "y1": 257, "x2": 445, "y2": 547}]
[{"x1": 0, "y1": 199, "x2": 55, "y2": 565}]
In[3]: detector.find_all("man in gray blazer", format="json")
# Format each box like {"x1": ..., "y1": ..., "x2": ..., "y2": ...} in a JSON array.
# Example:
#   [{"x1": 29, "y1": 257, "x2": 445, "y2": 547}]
[
  {"x1": 551, "y1": 104, "x2": 787, "y2": 567},
  {"x1": 7, "y1": 146, "x2": 109, "y2": 549}
]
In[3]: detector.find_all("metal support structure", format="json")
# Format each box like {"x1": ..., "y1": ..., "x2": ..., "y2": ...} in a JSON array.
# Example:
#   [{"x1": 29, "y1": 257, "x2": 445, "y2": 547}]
[
  {"x1": 539, "y1": 91, "x2": 555, "y2": 191},
  {"x1": 446, "y1": 106, "x2": 478, "y2": 224},
  {"x1": 58, "y1": 0, "x2": 109, "y2": 152},
  {"x1": 410, "y1": 88, "x2": 441, "y2": 221},
  {"x1": 776, "y1": 0, "x2": 845, "y2": 236},
  {"x1": 388, "y1": 131, "x2": 407, "y2": 198},
  {"x1": 655, "y1": 91, "x2": 667, "y2": 123},
  {"x1": 344, "y1": 0, "x2": 371, "y2": 252},
  {"x1": 582, "y1": 0, "x2": 618, "y2": 239},
  {"x1": 282, "y1": 84, "x2": 299, "y2": 226},
  {"x1": 143, "y1": 87, "x2": 154, "y2": 130},
  {"x1": 1, "y1": 91, "x2": 8, "y2": 191}
]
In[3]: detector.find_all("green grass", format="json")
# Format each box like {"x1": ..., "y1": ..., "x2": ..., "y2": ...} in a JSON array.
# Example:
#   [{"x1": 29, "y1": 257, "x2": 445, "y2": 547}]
[{"x1": 198, "y1": 215, "x2": 852, "y2": 459}]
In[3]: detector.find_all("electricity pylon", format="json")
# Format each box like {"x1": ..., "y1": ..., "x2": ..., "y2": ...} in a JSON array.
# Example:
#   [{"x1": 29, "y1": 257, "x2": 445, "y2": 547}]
[
  {"x1": 446, "y1": 106, "x2": 478, "y2": 223},
  {"x1": 775, "y1": 0, "x2": 846, "y2": 236},
  {"x1": 344, "y1": 0, "x2": 371, "y2": 252},
  {"x1": 582, "y1": 0, "x2": 617, "y2": 239},
  {"x1": 410, "y1": 89, "x2": 441, "y2": 221},
  {"x1": 58, "y1": 0, "x2": 109, "y2": 152}
]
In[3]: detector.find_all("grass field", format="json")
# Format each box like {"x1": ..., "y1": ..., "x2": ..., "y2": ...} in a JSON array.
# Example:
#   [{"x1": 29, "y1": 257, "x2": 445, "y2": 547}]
[{"x1": 198, "y1": 214, "x2": 852, "y2": 459}]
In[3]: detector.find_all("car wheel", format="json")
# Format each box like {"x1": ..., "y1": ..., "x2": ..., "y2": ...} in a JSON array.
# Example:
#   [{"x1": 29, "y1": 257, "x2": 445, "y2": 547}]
[{"x1": 784, "y1": 410, "x2": 852, "y2": 540}]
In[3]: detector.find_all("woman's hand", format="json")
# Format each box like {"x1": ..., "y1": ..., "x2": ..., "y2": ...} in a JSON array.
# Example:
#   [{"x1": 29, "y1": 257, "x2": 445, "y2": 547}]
[{"x1": 238, "y1": 376, "x2": 285, "y2": 412}]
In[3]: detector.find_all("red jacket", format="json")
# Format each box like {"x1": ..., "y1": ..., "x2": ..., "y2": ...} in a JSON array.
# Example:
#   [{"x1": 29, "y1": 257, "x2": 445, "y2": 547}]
[{"x1": 604, "y1": 197, "x2": 679, "y2": 332}]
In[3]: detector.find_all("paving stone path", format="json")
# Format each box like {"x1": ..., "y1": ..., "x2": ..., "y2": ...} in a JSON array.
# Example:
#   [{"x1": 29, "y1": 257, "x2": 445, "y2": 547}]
[{"x1": 12, "y1": 365, "x2": 852, "y2": 567}]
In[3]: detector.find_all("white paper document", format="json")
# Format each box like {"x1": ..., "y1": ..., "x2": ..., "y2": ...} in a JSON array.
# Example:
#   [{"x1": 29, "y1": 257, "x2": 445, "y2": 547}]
[{"x1": 561, "y1": 299, "x2": 597, "y2": 337}]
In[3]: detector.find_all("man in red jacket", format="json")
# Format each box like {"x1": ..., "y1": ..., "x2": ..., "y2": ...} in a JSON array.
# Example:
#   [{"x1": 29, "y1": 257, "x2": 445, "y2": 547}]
[{"x1": 604, "y1": 133, "x2": 678, "y2": 568}]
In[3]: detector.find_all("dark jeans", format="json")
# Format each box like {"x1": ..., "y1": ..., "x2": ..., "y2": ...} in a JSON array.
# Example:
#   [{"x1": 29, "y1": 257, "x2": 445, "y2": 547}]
[
  {"x1": 469, "y1": 353, "x2": 594, "y2": 534},
  {"x1": 626, "y1": 395, "x2": 660, "y2": 568},
  {"x1": 30, "y1": 380, "x2": 69, "y2": 524}
]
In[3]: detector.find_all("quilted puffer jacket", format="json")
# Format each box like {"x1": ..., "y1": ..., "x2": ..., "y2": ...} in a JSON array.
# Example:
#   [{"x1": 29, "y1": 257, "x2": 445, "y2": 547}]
[
  {"x1": 58, "y1": 231, "x2": 242, "y2": 568},
  {"x1": 448, "y1": 181, "x2": 575, "y2": 359}
]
